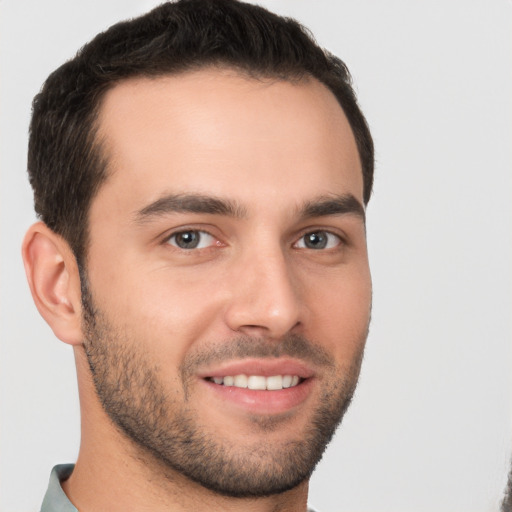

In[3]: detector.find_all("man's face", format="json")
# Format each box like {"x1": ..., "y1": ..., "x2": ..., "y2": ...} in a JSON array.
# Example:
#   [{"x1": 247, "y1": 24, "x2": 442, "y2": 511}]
[{"x1": 82, "y1": 69, "x2": 372, "y2": 496}]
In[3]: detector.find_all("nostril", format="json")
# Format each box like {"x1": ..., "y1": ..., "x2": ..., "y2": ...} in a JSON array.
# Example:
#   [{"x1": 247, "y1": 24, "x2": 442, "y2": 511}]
[{"x1": 233, "y1": 324, "x2": 271, "y2": 336}]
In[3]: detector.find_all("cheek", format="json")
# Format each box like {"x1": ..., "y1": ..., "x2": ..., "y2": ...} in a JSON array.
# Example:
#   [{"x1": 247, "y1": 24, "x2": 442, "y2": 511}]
[
  {"x1": 88, "y1": 259, "x2": 229, "y2": 365},
  {"x1": 304, "y1": 266, "x2": 371, "y2": 360}
]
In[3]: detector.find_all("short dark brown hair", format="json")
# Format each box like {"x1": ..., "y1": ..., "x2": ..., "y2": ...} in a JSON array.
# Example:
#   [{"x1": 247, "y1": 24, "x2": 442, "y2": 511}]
[
  {"x1": 28, "y1": 0, "x2": 374, "y2": 264},
  {"x1": 503, "y1": 460, "x2": 512, "y2": 512}
]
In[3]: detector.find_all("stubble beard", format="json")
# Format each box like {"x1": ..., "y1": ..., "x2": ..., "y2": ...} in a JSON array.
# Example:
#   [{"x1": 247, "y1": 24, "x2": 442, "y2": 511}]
[{"x1": 80, "y1": 281, "x2": 366, "y2": 498}]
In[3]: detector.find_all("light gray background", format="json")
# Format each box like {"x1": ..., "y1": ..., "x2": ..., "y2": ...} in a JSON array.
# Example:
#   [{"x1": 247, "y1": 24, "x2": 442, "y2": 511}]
[{"x1": 1, "y1": 1, "x2": 511, "y2": 511}]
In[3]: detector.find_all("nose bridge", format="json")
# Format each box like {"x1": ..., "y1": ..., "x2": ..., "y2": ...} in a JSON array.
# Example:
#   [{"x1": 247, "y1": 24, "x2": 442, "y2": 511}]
[{"x1": 224, "y1": 240, "x2": 302, "y2": 337}]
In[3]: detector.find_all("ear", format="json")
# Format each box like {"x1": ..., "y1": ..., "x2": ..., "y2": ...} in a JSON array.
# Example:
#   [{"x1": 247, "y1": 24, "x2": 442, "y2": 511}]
[{"x1": 22, "y1": 221, "x2": 83, "y2": 345}]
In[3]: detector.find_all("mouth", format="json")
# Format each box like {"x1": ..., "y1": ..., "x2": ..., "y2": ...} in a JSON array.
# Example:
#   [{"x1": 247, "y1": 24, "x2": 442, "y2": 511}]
[
  {"x1": 198, "y1": 359, "x2": 315, "y2": 414},
  {"x1": 206, "y1": 374, "x2": 303, "y2": 390}
]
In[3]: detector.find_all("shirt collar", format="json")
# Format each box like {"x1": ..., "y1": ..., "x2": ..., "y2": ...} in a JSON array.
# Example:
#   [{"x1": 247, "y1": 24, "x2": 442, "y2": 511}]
[{"x1": 40, "y1": 464, "x2": 77, "y2": 512}]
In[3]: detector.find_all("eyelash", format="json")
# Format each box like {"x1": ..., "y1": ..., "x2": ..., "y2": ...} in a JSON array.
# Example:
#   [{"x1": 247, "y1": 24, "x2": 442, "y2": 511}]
[
  {"x1": 165, "y1": 230, "x2": 218, "y2": 250},
  {"x1": 294, "y1": 231, "x2": 342, "y2": 250},
  {"x1": 164, "y1": 228, "x2": 344, "y2": 251}
]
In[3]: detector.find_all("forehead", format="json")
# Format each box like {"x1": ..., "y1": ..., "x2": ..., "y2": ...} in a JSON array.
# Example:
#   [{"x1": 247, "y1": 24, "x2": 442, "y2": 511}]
[{"x1": 93, "y1": 68, "x2": 363, "y2": 214}]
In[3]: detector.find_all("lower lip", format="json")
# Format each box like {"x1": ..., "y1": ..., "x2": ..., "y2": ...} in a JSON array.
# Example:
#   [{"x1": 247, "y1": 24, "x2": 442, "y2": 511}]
[{"x1": 200, "y1": 378, "x2": 315, "y2": 415}]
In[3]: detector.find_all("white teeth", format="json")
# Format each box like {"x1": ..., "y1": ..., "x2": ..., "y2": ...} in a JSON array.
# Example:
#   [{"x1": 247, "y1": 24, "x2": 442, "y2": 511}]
[
  {"x1": 210, "y1": 374, "x2": 301, "y2": 390},
  {"x1": 266, "y1": 375, "x2": 283, "y2": 390},
  {"x1": 282, "y1": 375, "x2": 293, "y2": 388},
  {"x1": 233, "y1": 374, "x2": 248, "y2": 387},
  {"x1": 248, "y1": 376, "x2": 266, "y2": 390}
]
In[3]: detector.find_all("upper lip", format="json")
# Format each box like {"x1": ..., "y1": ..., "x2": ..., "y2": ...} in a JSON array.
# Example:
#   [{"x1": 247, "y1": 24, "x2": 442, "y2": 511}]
[{"x1": 197, "y1": 358, "x2": 315, "y2": 379}]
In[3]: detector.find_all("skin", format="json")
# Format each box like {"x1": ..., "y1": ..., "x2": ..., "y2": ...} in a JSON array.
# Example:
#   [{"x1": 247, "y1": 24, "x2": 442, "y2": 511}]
[{"x1": 23, "y1": 68, "x2": 372, "y2": 512}]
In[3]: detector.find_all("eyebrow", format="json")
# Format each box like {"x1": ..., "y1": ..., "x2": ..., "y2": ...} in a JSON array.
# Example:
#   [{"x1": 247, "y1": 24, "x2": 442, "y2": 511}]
[
  {"x1": 134, "y1": 192, "x2": 365, "y2": 223},
  {"x1": 135, "y1": 193, "x2": 247, "y2": 222},
  {"x1": 299, "y1": 194, "x2": 366, "y2": 222}
]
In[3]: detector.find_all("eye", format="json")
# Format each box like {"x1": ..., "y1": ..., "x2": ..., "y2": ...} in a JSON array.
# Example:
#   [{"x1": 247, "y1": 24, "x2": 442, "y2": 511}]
[
  {"x1": 166, "y1": 230, "x2": 216, "y2": 250},
  {"x1": 295, "y1": 230, "x2": 341, "y2": 250}
]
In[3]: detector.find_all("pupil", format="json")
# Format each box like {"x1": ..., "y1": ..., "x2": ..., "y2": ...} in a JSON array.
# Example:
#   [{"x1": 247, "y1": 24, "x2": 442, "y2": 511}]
[
  {"x1": 176, "y1": 231, "x2": 199, "y2": 249},
  {"x1": 305, "y1": 232, "x2": 327, "y2": 249}
]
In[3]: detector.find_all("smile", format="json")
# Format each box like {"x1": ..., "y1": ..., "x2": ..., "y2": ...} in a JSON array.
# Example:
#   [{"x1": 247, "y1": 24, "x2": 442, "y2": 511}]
[{"x1": 207, "y1": 375, "x2": 302, "y2": 390}]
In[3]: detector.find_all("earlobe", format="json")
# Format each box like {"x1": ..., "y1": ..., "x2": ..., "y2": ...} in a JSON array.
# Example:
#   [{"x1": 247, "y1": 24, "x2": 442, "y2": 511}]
[{"x1": 22, "y1": 222, "x2": 83, "y2": 346}]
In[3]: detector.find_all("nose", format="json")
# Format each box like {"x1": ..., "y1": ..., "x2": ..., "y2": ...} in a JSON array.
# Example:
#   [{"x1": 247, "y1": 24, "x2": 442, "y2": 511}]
[{"x1": 223, "y1": 247, "x2": 303, "y2": 339}]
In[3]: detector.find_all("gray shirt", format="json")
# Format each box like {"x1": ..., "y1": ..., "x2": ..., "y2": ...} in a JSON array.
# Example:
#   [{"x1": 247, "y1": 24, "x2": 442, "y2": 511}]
[{"x1": 40, "y1": 465, "x2": 77, "y2": 512}]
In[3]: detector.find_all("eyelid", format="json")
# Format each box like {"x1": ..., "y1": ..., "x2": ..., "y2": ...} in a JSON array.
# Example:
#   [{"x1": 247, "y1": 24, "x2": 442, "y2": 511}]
[
  {"x1": 159, "y1": 222, "x2": 219, "y2": 241},
  {"x1": 163, "y1": 227, "x2": 220, "y2": 250},
  {"x1": 293, "y1": 229, "x2": 334, "y2": 250},
  {"x1": 293, "y1": 226, "x2": 352, "y2": 251}
]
